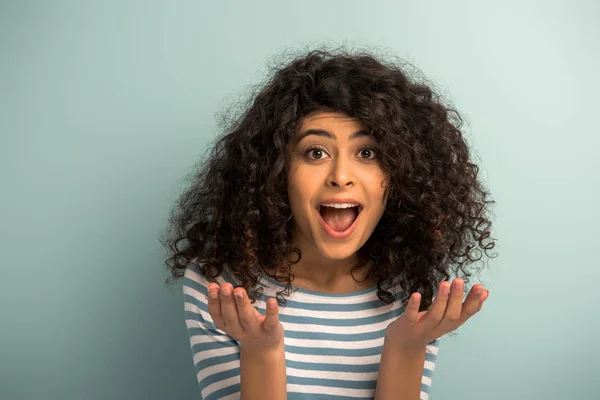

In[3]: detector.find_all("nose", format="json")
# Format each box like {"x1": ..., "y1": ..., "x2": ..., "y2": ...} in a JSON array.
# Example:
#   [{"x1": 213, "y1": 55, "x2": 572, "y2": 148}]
[{"x1": 326, "y1": 156, "x2": 355, "y2": 188}]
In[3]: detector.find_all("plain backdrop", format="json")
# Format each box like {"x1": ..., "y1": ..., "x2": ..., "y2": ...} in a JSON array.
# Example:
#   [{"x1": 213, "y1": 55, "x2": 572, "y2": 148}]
[{"x1": 1, "y1": 1, "x2": 599, "y2": 399}]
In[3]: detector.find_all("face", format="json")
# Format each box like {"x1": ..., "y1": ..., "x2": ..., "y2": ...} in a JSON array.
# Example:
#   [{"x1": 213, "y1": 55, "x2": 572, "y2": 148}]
[{"x1": 287, "y1": 111, "x2": 389, "y2": 262}]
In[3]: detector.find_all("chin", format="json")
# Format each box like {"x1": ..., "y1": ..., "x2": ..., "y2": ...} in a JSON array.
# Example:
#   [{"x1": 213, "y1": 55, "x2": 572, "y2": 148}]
[{"x1": 314, "y1": 238, "x2": 363, "y2": 261}]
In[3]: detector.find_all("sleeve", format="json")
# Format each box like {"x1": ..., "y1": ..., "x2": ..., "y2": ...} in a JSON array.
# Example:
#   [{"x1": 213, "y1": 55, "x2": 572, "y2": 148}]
[
  {"x1": 420, "y1": 337, "x2": 440, "y2": 400},
  {"x1": 183, "y1": 265, "x2": 242, "y2": 400}
]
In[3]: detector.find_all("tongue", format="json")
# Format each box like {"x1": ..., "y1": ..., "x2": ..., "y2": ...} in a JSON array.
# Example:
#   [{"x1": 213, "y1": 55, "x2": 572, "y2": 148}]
[{"x1": 320, "y1": 207, "x2": 358, "y2": 232}]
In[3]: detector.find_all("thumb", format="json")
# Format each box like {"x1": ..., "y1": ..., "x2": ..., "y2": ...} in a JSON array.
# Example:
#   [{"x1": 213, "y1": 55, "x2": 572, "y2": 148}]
[
  {"x1": 262, "y1": 298, "x2": 280, "y2": 332},
  {"x1": 403, "y1": 292, "x2": 421, "y2": 326}
]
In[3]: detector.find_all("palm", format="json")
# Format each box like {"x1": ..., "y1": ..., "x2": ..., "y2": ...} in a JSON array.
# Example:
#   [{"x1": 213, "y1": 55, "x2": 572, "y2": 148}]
[{"x1": 385, "y1": 279, "x2": 489, "y2": 350}]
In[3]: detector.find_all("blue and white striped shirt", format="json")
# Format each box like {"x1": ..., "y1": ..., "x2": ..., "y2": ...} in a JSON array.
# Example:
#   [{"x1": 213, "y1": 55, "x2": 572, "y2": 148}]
[{"x1": 183, "y1": 264, "x2": 439, "y2": 399}]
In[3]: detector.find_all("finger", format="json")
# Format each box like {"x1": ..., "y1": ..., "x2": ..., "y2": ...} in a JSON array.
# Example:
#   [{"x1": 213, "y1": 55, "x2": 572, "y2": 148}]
[
  {"x1": 207, "y1": 283, "x2": 224, "y2": 328},
  {"x1": 432, "y1": 284, "x2": 483, "y2": 338},
  {"x1": 254, "y1": 305, "x2": 266, "y2": 325},
  {"x1": 262, "y1": 298, "x2": 280, "y2": 333},
  {"x1": 403, "y1": 292, "x2": 422, "y2": 326},
  {"x1": 476, "y1": 290, "x2": 489, "y2": 313},
  {"x1": 442, "y1": 278, "x2": 465, "y2": 326},
  {"x1": 420, "y1": 281, "x2": 451, "y2": 330},
  {"x1": 460, "y1": 284, "x2": 484, "y2": 318},
  {"x1": 220, "y1": 283, "x2": 241, "y2": 333},
  {"x1": 233, "y1": 288, "x2": 258, "y2": 332}
]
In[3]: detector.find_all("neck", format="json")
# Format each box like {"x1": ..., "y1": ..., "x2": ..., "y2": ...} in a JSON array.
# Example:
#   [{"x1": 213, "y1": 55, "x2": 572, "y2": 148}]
[{"x1": 285, "y1": 232, "x2": 374, "y2": 292}]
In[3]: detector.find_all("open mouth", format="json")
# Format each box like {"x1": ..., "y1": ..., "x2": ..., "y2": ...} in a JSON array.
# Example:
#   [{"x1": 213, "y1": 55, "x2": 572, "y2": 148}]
[{"x1": 318, "y1": 204, "x2": 363, "y2": 234}]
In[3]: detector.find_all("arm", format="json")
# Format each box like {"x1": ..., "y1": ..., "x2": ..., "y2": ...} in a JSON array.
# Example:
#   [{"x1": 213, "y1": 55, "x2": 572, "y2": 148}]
[
  {"x1": 240, "y1": 340, "x2": 287, "y2": 400},
  {"x1": 374, "y1": 338, "x2": 427, "y2": 400},
  {"x1": 184, "y1": 266, "x2": 288, "y2": 399},
  {"x1": 377, "y1": 279, "x2": 488, "y2": 400}
]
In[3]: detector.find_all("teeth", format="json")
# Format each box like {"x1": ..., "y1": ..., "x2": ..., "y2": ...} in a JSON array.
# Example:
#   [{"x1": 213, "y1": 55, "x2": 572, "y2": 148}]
[{"x1": 321, "y1": 203, "x2": 359, "y2": 209}]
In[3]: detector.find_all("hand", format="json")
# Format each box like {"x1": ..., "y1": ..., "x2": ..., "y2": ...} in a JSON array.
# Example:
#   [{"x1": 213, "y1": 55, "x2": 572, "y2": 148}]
[
  {"x1": 207, "y1": 282, "x2": 285, "y2": 352},
  {"x1": 385, "y1": 278, "x2": 489, "y2": 352}
]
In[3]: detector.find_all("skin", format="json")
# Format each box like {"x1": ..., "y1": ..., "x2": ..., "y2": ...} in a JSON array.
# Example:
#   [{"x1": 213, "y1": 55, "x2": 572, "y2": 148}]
[
  {"x1": 285, "y1": 110, "x2": 389, "y2": 291},
  {"x1": 207, "y1": 282, "x2": 283, "y2": 350},
  {"x1": 204, "y1": 111, "x2": 489, "y2": 393},
  {"x1": 205, "y1": 278, "x2": 489, "y2": 354},
  {"x1": 375, "y1": 278, "x2": 489, "y2": 399},
  {"x1": 385, "y1": 278, "x2": 489, "y2": 352},
  {"x1": 206, "y1": 278, "x2": 489, "y2": 400},
  {"x1": 207, "y1": 284, "x2": 287, "y2": 400}
]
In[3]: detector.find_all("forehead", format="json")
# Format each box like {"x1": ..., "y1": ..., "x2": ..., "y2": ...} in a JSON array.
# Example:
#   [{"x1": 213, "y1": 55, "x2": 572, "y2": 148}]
[{"x1": 297, "y1": 111, "x2": 366, "y2": 131}]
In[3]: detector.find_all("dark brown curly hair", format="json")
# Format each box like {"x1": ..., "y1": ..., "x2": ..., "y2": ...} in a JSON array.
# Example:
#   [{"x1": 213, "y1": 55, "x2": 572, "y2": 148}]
[{"x1": 160, "y1": 47, "x2": 496, "y2": 311}]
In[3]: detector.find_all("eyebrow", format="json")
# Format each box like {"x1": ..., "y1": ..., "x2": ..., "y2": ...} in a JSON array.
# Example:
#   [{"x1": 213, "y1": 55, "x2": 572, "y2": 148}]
[{"x1": 295, "y1": 129, "x2": 370, "y2": 144}]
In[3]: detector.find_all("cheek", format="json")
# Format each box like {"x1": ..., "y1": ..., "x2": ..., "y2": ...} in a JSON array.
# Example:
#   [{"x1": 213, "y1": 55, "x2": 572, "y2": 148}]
[
  {"x1": 288, "y1": 165, "x2": 318, "y2": 196},
  {"x1": 369, "y1": 174, "x2": 390, "y2": 210},
  {"x1": 287, "y1": 183, "x2": 299, "y2": 212},
  {"x1": 287, "y1": 175, "x2": 307, "y2": 214},
  {"x1": 365, "y1": 168, "x2": 387, "y2": 188},
  {"x1": 287, "y1": 169, "x2": 320, "y2": 218}
]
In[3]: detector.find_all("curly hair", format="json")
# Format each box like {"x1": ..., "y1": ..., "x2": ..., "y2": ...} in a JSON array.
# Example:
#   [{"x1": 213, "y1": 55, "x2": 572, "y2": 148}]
[{"x1": 161, "y1": 47, "x2": 496, "y2": 311}]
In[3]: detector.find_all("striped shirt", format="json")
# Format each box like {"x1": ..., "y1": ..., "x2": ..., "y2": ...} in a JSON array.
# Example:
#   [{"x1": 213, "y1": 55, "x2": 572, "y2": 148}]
[{"x1": 183, "y1": 264, "x2": 439, "y2": 400}]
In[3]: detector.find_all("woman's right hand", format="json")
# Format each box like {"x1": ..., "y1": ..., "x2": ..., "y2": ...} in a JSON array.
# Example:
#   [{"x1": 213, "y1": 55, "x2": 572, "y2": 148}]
[{"x1": 207, "y1": 282, "x2": 285, "y2": 351}]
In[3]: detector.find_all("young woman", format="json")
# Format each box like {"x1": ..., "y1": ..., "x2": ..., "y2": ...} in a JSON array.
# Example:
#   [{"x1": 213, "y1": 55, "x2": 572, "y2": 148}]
[{"x1": 162, "y1": 48, "x2": 496, "y2": 400}]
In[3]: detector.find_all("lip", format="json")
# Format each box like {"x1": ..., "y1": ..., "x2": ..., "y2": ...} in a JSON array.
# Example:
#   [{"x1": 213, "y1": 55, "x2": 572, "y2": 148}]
[
  {"x1": 317, "y1": 198, "x2": 364, "y2": 212},
  {"x1": 315, "y1": 199, "x2": 363, "y2": 239}
]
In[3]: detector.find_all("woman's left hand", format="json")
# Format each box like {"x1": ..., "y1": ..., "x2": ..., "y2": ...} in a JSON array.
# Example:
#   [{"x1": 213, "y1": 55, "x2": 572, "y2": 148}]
[{"x1": 385, "y1": 278, "x2": 489, "y2": 352}]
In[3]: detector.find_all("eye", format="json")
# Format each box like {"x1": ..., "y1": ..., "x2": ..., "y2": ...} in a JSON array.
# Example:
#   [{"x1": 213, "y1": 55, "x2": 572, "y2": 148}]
[
  {"x1": 358, "y1": 147, "x2": 377, "y2": 159},
  {"x1": 305, "y1": 146, "x2": 330, "y2": 160}
]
